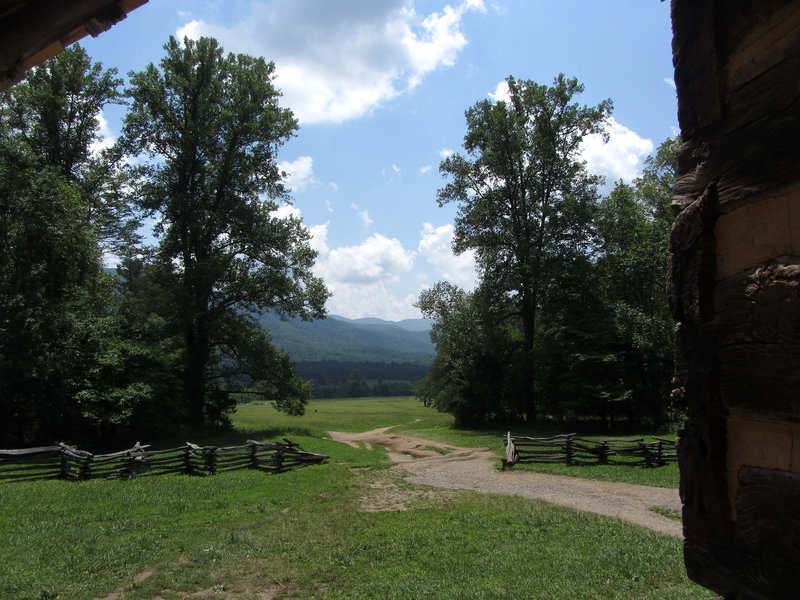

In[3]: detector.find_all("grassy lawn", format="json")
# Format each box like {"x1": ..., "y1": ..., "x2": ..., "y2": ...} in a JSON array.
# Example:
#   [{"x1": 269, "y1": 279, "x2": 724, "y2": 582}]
[
  {"x1": 0, "y1": 397, "x2": 706, "y2": 599},
  {"x1": 254, "y1": 397, "x2": 680, "y2": 489}
]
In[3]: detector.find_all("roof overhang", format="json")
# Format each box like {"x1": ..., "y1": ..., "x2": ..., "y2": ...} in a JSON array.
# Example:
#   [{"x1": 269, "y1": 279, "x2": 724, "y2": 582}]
[{"x1": 0, "y1": 0, "x2": 148, "y2": 90}]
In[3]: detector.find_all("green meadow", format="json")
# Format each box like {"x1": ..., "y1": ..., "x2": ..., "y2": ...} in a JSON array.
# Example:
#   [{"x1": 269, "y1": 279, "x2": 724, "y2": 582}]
[{"x1": 0, "y1": 397, "x2": 705, "y2": 600}]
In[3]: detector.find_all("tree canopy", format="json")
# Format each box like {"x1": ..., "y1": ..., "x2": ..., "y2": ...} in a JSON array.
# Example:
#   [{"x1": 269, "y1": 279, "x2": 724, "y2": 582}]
[
  {"x1": 123, "y1": 36, "x2": 329, "y2": 427},
  {"x1": 436, "y1": 74, "x2": 612, "y2": 422},
  {"x1": 419, "y1": 74, "x2": 678, "y2": 429},
  {"x1": 0, "y1": 39, "x2": 328, "y2": 446}
]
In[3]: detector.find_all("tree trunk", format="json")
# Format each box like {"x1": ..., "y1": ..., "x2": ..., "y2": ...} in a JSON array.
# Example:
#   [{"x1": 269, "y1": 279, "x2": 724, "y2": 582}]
[
  {"x1": 183, "y1": 309, "x2": 210, "y2": 428},
  {"x1": 521, "y1": 295, "x2": 537, "y2": 423}
]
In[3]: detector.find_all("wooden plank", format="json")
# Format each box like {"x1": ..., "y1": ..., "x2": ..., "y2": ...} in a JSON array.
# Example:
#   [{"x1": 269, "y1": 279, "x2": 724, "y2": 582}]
[{"x1": 0, "y1": 446, "x2": 61, "y2": 456}]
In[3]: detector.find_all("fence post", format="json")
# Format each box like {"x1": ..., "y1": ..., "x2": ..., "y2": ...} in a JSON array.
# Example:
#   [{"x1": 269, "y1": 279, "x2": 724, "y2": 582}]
[
  {"x1": 641, "y1": 442, "x2": 653, "y2": 468},
  {"x1": 248, "y1": 441, "x2": 258, "y2": 470},
  {"x1": 59, "y1": 444, "x2": 68, "y2": 479},
  {"x1": 204, "y1": 446, "x2": 217, "y2": 475},
  {"x1": 565, "y1": 435, "x2": 574, "y2": 466},
  {"x1": 79, "y1": 453, "x2": 92, "y2": 480},
  {"x1": 599, "y1": 441, "x2": 609, "y2": 465}
]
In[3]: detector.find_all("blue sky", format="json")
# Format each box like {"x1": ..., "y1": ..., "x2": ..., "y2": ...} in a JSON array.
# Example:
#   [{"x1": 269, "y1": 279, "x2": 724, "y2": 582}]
[{"x1": 81, "y1": 0, "x2": 677, "y2": 321}]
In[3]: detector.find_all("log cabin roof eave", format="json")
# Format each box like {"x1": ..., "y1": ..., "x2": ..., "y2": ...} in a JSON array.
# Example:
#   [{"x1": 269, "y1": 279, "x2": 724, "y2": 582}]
[{"x1": 0, "y1": 0, "x2": 148, "y2": 90}]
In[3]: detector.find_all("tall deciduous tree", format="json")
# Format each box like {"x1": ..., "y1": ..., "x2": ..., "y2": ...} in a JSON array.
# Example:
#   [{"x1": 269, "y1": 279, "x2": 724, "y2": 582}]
[
  {"x1": 123, "y1": 37, "x2": 329, "y2": 426},
  {"x1": 594, "y1": 137, "x2": 680, "y2": 426},
  {"x1": 0, "y1": 46, "x2": 142, "y2": 445},
  {"x1": 437, "y1": 74, "x2": 611, "y2": 421},
  {"x1": 1, "y1": 44, "x2": 137, "y2": 255},
  {"x1": 415, "y1": 282, "x2": 523, "y2": 425}
]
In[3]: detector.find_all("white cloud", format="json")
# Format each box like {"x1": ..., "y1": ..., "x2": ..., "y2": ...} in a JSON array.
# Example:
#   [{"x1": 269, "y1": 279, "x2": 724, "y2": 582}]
[
  {"x1": 323, "y1": 281, "x2": 420, "y2": 320},
  {"x1": 178, "y1": 0, "x2": 485, "y2": 124},
  {"x1": 263, "y1": 203, "x2": 421, "y2": 319},
  {"x1": 402, "y1": 0, "x2": 486, "y2": 87},
  {"x1": 308, "y1": 222, "x2": 330, "y2": 255},
  {"x1": 580, "y1": 117, "x2": 654, "y2": 183},
  {"x1": 350, "y1": 203, "x2": 373, "y2": 227},
  {"x1": 488, "y1": 80, "x2": 510, "y2": 103},
  {"x1": 318, "y1": 233, "x2": 416, "y2": 284},
  {"x1": 419, "y1": 165, "x2": 432, "y2": 174},
  {"x1": 270, "y1": 203, "x2": 302, "y2": 220},
  {"x1": 438, "y1": 147, "x2": 454, "y2": 158},
  {"x1": 417, "y1": 222, "x2": 478, "y2": 290},
  {"x1": 269, "y1": 204, "x2": 328, "y2": 255},
  {"x1": 89, "y1": 110, "x2": 115, "y2": 155},
  {"x1": 663, "y1": 77, "x2": 676, "y2": 90},
  {"x1": 278, "y1": 155, "x2": 316, "y2": 192},
  {"x1": 392, "y1": 163, "x2": 401, "y2": 174},
  {"x1": 329, "y1": 182, "x2": 339, "y2": 193}
]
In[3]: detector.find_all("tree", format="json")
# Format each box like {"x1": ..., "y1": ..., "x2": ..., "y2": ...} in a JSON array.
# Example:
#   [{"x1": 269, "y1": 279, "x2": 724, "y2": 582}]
[
  {"x1": 415, "y1": 282, "x2": 523, "y2": 425},
  {"x1": 607, "y1": 137, "x2": 680, "y2": 425},
  {"x1": 0, "y1": 46, "x2": 139, "y2": 446},
  {"x1": 0, "y1": 44, "x2": 137, "y2": 255},
  {"x1": 123, "y1": 37, "x2": 329, "y2": 427},
  {"x1": 437, "y1": 74, "x2": 611, "y2": 421},
  {"x1": 535, "y1": 138, "x2": 679, "y2": 428}
]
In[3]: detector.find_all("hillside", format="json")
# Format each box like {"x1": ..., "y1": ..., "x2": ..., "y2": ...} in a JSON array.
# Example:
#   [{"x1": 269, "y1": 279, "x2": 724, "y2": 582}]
[
  {"x1": 259, "y1": 312, "x2": 434, "y2": 364},
  {"x1": 258, "y1": 313, "x2": 435, "y2": 397}
]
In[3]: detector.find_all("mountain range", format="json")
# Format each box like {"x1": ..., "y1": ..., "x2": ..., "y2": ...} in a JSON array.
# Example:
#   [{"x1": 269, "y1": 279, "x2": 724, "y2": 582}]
[{"x1": 259, "y1": 312, "x2": 435, "y2": 366}]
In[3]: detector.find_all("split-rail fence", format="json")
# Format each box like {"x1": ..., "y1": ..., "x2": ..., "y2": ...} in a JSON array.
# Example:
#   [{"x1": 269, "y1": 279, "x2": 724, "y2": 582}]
[
  {"x1": 0, "y1": 439, "x2": 328, "y2": 483},
  {"x1": 503, "y1": 433, "x2": 677, "y2": 469}
]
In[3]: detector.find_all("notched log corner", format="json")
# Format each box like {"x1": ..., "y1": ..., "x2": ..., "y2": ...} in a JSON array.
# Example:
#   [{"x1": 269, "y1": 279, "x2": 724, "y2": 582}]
[{"x1": 668, "y1": 183, "x2": 720, "y2": 324}]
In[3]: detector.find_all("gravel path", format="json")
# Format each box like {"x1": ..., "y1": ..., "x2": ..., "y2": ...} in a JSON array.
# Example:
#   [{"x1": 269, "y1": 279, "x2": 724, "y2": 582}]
[{"x1": 328, "y1": 426, "x2": 683, "y2": 538}]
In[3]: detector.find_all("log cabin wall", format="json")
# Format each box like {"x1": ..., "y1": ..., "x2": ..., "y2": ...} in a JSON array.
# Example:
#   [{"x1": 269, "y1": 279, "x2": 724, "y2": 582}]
[{"x1": 670, "y1": 1, "x2": 800, "y2": 597}]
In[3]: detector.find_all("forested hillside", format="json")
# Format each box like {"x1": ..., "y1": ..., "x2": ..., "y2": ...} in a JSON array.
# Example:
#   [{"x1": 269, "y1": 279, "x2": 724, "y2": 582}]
[
  {"x1": 258, "y1": 313, "x2": 435, "y2": 398},
  {"x1": 258, "y1": 313, "x2": 434, "y2": 363}
]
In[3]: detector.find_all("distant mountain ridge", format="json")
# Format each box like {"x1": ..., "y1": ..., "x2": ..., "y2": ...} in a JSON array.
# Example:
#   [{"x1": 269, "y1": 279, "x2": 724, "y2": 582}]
[
  {"x1": 327, "y1": 314, "x2": 433, "y2": 333},
  {"x1": 259, "y1": 312, "x2": 435, "y2": 365}
]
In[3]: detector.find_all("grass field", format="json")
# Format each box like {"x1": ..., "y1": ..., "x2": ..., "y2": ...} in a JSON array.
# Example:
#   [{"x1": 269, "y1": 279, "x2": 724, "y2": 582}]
[
  {"x1": 0, "y1": 397, "x2": 706, "y2": 599},
  {"x1": 236, "y1": 397, "x2": 681, "y2": 488}
]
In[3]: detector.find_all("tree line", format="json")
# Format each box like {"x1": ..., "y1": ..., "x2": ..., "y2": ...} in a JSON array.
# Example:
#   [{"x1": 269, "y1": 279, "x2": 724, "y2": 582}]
[
  {"x1": 1, "y1": 38, "x2": 676, "y2": 446},
  {"x1": 0, "y1": 38, "x2": 328, "y2": 447},
  {"x1": 292, "y1": 362, "x2": 429, "y2": 399},
  {"x1": 415, "y1": 75, "x2": 678, "y2": 430}
]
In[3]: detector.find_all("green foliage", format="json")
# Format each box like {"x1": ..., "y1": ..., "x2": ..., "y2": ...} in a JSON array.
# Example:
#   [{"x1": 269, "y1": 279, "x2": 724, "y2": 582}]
[
  {"x1": 424, "y1": 71, "x2": 680, "y2": 430},
  {"x1": 122, "y1": 36, "x2": 329, "y2": 427},
  {"x1": 435, "y1": 74, "x2": 612, "y2": 422},
  {"x1": 415, "y1": 282, "x2": 525, "y2": 425},
  {"x1": 0, "y1": 39, "x2": 330, "y2": 445},
  {"x1": 0, "y1": 46, "x2": 139, "y2": 446}
]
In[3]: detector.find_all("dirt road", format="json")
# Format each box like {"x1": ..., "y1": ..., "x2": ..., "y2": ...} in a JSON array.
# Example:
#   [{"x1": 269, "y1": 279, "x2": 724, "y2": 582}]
[{"x1": 328, "y1": 426, "x2": 683, "y2": 538}]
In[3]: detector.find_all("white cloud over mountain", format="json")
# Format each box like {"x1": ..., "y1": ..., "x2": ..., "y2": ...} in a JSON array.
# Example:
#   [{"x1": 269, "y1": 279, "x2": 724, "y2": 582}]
[
  {"x1": 319, "y1": 233, "x2": 416, "y2": 284},
  {"x1": 417, "y1": 223, "x2": 477, "y2": 291},
  {"x1": 178, "y1": 0, "x2": 485, "y2": 124},
  {"x1": 323, "y1": 281, "x2": 418, "y2": 322}
]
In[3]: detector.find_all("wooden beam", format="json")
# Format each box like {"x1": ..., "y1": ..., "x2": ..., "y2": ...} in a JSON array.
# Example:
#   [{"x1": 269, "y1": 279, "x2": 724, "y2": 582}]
[{"x1": 0, "y1": 0, "x2": 148, "y2": 90}]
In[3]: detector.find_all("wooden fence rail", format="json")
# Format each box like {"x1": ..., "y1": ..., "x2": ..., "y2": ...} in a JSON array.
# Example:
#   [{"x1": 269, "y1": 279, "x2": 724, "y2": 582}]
[
  {"x1": 503, "y1": 432, "x2": 677, "y2": 469},
  {"x1": 0, "y1": 439, "x2": 329, "y2": 483}
]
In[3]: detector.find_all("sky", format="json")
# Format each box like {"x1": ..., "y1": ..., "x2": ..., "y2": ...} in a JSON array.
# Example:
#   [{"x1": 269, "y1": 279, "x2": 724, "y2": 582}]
[{"x1": 80, "y1": 0, "x2": 678, "y2": 321}]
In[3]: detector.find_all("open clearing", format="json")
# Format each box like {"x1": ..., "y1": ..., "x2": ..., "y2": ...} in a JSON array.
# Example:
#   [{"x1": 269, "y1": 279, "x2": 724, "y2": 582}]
[
  {"x1": 328, "y1": 425, "x2": 682, "y2": 537},
  {"x1": 2, "y1": 398, "x2": 704, "y2": 599}
]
